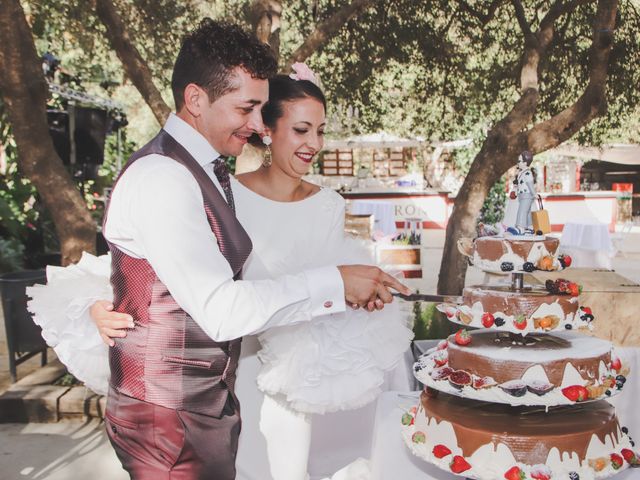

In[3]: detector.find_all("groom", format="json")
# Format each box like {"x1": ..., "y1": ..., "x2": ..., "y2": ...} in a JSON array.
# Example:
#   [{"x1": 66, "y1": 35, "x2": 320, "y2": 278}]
[{"x1": 102, "y1": 19, "x2": 408, "y2": 480}]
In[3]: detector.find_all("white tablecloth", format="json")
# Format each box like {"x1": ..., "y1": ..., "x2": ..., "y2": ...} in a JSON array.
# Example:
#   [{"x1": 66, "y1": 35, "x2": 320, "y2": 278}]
[
  {"x1": 560, "y1": 221, "x2": 615, "y2": 269},
  {"x1": 371, "y1": 347, "x2": 640, "y2": 480},
  {"x1": 349, "y1": 201, "x2": 397, "y2": 236},
  {"x1": 307, "y1": 357, "x2": 415, "y2": 479},
  {"x1": 562, "y1": 221, "x2": 614, "y2": 251}
]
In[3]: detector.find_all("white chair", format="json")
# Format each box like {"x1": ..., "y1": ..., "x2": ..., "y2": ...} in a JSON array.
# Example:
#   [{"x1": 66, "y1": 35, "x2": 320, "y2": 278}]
[{"x1": 611, "y1": 221, "x2": 633, "y2": 257}]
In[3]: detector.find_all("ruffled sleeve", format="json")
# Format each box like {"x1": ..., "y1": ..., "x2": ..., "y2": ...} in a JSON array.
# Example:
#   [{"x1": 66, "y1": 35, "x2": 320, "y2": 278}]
[{"x1": 27, "y1": 252, "x2": 113, "y2": 395}]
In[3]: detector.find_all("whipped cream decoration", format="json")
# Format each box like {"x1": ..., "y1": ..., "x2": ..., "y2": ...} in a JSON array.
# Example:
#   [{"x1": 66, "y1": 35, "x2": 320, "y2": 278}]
[{"x1": 521, "y1": 365, "x2": 550, "y2": 384}]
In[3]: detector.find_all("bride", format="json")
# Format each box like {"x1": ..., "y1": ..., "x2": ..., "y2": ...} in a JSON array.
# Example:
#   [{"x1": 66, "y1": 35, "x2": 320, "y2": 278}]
[{"x1": 28, "y1": 65, "x2": 413, "y2": 480}]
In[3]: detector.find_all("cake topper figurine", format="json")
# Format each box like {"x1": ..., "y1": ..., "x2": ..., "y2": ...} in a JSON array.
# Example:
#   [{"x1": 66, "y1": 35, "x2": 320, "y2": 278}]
[{"x1": 509, "y1": 151, "x2": 536, "y2": 235}]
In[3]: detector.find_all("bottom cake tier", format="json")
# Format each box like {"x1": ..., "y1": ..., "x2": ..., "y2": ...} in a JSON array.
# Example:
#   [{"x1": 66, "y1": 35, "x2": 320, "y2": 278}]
[{"x1": 401, "y1": 390, "x2": 638, "y2": 480}]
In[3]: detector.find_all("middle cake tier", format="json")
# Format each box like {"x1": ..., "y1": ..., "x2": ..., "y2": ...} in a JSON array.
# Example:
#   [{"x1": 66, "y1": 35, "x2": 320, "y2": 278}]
[
  {"x1": 414, "y1": 330, "x2": 628, "y2": 406},
  {"x1": 439, "y1": 284, "x2": 593, "y2": 334}
]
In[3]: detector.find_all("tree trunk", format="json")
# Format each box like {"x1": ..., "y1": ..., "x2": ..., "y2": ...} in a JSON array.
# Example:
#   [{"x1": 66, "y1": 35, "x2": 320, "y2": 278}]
[
  {"x1": 0, "y1": 0, "x2": 96, "y2": 265},
  {"x1": 95, "y1": 0, "x2": 171, "y2": 125},
  {"x1": 437, "y1": 0, "x2": 617, "y2": 295},
  {"x1": 437, "y1": 149, "x2": 505, "y2": 294}
]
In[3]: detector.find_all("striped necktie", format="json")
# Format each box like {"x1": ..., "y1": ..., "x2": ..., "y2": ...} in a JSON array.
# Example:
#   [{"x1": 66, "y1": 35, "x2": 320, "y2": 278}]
[{"x1": 212, "y1": 157, "x2": 235, "y2": 213}]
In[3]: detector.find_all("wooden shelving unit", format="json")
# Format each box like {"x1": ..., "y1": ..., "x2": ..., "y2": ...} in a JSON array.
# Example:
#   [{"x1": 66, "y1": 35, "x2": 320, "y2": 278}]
[
  {"x1": 322, "y1": 150, "x2": 354, "y2": 176},
  {"x1": 372, "y1": 148, "x2": 407, "y2": 176}
]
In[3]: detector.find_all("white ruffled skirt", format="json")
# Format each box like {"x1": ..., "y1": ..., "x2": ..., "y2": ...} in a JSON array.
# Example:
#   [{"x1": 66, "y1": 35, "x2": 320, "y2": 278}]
[
  {"x1": 257, "y1": 299, "x2": 412, "y2": 414},
  {"x1": 26, "y1": 252, "x2": 112, "y2": 396}
]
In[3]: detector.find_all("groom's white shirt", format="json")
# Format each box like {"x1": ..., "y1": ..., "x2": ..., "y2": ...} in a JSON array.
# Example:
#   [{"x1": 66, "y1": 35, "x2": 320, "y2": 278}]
[{"x1": 104, "y1": 113, "x2": 345, "y2": 341}]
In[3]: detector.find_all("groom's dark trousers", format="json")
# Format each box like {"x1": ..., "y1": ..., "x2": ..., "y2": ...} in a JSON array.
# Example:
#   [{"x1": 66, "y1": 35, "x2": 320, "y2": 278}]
[
  {"x1": 103, "y1": 130, "x2": 252, "y2": 479},
  {"x1": 106, "y1": 388, "x2": 241, "y2": 480}
]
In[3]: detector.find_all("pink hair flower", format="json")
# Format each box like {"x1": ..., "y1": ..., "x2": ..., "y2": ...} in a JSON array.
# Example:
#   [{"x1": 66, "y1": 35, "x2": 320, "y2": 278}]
[{"x1": 289, "y1": 62, "x2": 318, "y2": 84}]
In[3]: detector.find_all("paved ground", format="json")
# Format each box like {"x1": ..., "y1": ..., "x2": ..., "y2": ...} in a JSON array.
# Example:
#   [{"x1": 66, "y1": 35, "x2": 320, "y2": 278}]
[
  {"x1": 0, "y1": 420, "x2": 127, "y2": 480},
  {"x1": 0, "y1": 227, "x2": 638, "y2": 479}
]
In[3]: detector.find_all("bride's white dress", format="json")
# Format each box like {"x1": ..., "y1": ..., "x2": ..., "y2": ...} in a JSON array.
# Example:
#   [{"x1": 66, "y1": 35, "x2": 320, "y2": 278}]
[{"x1": 27, "y1": 178, "x2": 413, "y2": 479}]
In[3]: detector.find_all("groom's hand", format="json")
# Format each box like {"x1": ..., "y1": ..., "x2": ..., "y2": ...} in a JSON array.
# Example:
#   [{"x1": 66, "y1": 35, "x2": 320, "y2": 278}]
[{"x1": 337, "y1": 265, "x2": 411, "y2": 312}]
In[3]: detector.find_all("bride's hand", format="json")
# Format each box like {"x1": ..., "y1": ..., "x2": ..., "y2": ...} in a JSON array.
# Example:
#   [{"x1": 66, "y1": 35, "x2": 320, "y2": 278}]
[{"x1": 90, "y1": 300, "x2": 134, "y2": 347}]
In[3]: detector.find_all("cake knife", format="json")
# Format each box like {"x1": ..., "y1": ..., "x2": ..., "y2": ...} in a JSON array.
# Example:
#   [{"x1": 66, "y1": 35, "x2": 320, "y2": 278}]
[{"x1": 392, "y1": 293, "x2": 463, "y2": 304}]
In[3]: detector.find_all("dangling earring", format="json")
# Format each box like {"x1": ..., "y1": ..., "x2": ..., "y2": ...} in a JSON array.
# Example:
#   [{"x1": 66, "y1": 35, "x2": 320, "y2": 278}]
[
  {"x1": 262, "y1": 134, "x2": 273, "y2": 167},
  {"x1": 263, "y1": 146, "x2": 272, "y2": 167}
]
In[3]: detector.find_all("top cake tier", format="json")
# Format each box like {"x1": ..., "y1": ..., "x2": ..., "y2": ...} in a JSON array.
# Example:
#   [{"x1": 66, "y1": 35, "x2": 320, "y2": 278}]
[{"x1": 470, "y1": 236, "x2": 568, "y2": 274}]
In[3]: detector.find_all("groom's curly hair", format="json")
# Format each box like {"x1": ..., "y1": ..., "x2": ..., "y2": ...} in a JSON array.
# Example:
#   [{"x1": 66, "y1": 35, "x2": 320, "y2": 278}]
[{"x1": 172, "y1": 18, "x2": 277, "y2": 111}]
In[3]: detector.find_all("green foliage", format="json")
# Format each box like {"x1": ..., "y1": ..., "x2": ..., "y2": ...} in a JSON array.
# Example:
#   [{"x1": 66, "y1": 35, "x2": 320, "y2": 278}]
[
  {"x1": 310, "y1": 0, "x2": 640, "y2": 147},
  {"x1": 18, "y1": 0, "x2": 640, "y2": 155},
  {"x1": 53, "y1": 372, "x2": 81, "y2": 387},
  {"x1": 412, "y1": 301, "x2": 454, "y2": 340},
  {"x1": 0, "y1": 103, "x2": 44, "y2": 270},
  {"x1": 479, "y1": 176, "x2": 507, "y2": 226},
  {"x1": 226, "y1": 156, "x2": 237, "y2": 175},
  {"x1": 0, "y1": 237, "x2": 25, "y2": 274}
]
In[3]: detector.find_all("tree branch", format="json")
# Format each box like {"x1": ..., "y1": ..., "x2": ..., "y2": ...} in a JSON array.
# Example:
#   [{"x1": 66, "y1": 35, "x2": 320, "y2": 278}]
[
  {"x1": 94, "y1": 0, "x2": 171, "y2": 124},
  {"x1": 283, "y1": 0, "x2": 377, "y2": 71},
  {"x1": 456, "y1": 0, "x2": 506, "y2": 25},
  {"x1": 249, "y1": 0, "x2": 282, "y2": 61},
  {"x1": 511, "y1": 0, "x2": 532, "y2": 35},
  {"x1": 514, "y1": 0, "x2": 592, "y2": 92},
  {"x1": 521, "y1": 0, "x2": 617, "y2": 152},
  {"x1": 540, "y1": 0, "x2": 593, "y2": 30}
]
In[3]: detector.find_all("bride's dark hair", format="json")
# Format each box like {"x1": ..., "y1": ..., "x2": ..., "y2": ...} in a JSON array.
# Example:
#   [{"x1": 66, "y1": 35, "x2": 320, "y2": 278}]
[{"x1": 249, "y1": 75, "x2": 326, "y2": 147}]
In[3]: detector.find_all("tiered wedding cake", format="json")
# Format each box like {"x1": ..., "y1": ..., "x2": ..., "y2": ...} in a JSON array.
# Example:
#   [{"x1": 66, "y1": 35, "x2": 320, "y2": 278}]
[{"x1": 401, "y1": 233, "x2": 637, "y2": 479}]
